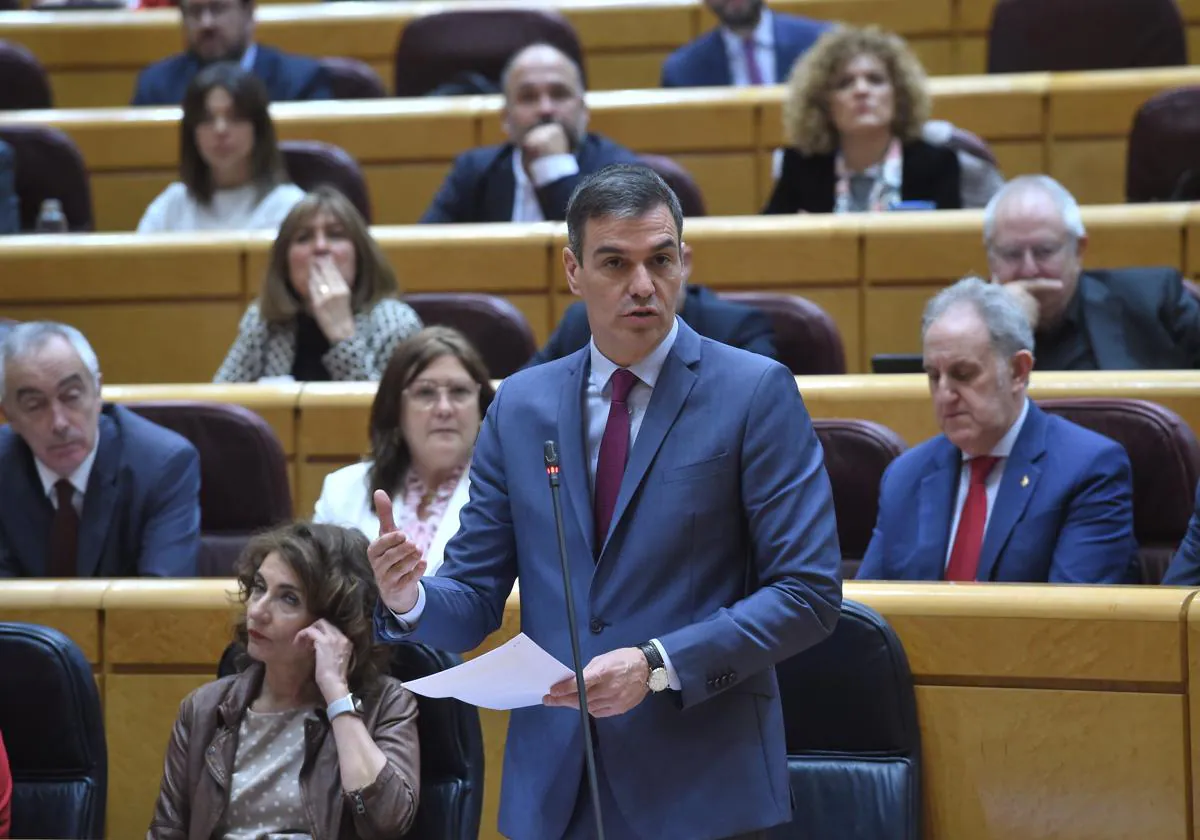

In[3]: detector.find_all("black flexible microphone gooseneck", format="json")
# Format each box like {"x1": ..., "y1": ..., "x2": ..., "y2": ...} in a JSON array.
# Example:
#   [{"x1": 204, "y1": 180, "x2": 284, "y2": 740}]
[{"x1": 544, "y1": 439, "x2": 606, "y2": 840}]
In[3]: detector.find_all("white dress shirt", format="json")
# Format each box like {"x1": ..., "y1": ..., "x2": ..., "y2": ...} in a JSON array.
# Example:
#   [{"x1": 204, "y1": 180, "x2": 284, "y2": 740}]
[
  {"x1": 395, "y1": 319, "x2": 686, "y2": 690},
  {"x1": 510, "y1": 150, "x2": 581, "y2": 222},
  {"x1": 35, "y1": 441, "x2": 100, "y2": 517},
  {"x1": 719, "y1": 10, "x2": 777, "y2": 86},
  {"x1": 945, "y1": 398, "x2": 1030, "y2": 568}
]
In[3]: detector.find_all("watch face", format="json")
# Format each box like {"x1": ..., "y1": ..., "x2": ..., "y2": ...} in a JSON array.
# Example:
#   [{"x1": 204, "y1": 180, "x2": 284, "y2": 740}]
[{"x1": 647, "y1": 668, "x2": 669, "y2": 692}]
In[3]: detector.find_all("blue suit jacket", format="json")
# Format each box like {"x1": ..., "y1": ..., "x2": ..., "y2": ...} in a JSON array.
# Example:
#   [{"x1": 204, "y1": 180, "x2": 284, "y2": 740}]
[
  {"x1": 377, "y1": 320, "x2": 842, "y2": 839},
  {"x1": 857, "y1": 402, "x2": 1137, "y2": 583},
  {"x1": 419, "y1": 133, "x2": 639, "y2": 224},
  {"x1": 0, "y1": 404, "x2": 201, "y2": 578},
  {"x1": 1163, "y1": 483, "x2": 1200, "y2": 585},
  {"x1": 660, "y1": 13, "x2": 831, "y2": 88},
  {"x1": 131, "y1": 45, "x2": 331, "y2": 106}
]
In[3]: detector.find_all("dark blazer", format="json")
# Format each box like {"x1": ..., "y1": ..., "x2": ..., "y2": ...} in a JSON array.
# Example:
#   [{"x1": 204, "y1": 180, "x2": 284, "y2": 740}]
[
  {"x1": 1064, "y1": 268, "x2": 1200, "y2": 370},
  {"x1": 526, "y1": 284, "x2": 777, "y2": 366},
  {"x1": 0, "y1": 140, "x2": 17, "y2": 235},
  {"x1": 857, "y1": 402, "x2": 1137, "y2": 583},
  {"x1": 0, "y1": 404, "x2": 201, "y2": 578},
  {"x1": 1164, "y1": 482, "x2": 1200, "y2": 585},
  {"x1": 763, "y1": 140, "x2": 962, "y2": 215},
  {"x1": 660, "y1": 12, "x2": 831, "y2": 88},
  {"x1": 131, "y1": 45, "x2": 331, "y2": 106},
  {"x1": 419, "y1": 133, "x2": 640, "y2": 224}
]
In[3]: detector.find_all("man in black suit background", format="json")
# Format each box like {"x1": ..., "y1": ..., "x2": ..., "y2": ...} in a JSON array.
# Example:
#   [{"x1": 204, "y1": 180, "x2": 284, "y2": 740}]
[
  {"x1": 420, "y1": 43, "x2": 639, "y2": 224},
  {"x1": 527, "y1": 282, "x2": 777, "y2": 366},
  {"x1": 986, "y1": 175, "x2": 1200, "y2": 370}
]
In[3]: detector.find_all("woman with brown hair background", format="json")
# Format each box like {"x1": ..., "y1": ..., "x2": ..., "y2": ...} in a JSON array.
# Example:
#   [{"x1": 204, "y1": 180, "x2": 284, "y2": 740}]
[
  {"x1": 214, "y1": 186, "x2": 422, "y2": 383},
  {"x1": 137, "y1": 62, "x2": 304, "y2": 233}
]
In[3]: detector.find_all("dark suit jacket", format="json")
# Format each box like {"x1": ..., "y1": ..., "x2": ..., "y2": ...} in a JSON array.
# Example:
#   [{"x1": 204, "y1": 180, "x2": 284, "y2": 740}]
[
  {"x1": 526, "y1": 284, "x2": 777, "y2": 366},
  {"x1": 1063, "y1": 268, "x2": 1200, "y2": 370},
  {"x1": 857, "y1": 401, "x2": 1137, "y2": 583},
  {"x1": 419, "y1": 133, "x2": 639, "y2": 224},
  {"x1": 1164, "y1": 482, "x2": 1200, "y2": 585},
  {"x1": 660, "y1": 12, "x2": 831, "y2": 87},
  {"x1": 0, "y1": 404, "x2": 201, "y2": 578},
  {"x1": 763, "y1": 140, "x2": 962, "y2": 214},
  {"x1": 131, "y1": 45, "x2": 331, "y2": 106},
  {"x1": 0, "y1": 140, "x2": 17, "y2": 235}
]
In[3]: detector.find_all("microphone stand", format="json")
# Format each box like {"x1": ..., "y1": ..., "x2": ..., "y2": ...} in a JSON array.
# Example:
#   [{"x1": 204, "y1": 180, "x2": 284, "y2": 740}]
[{"x1": 544, "y1": 440, "x2": 606, "y2": 840}]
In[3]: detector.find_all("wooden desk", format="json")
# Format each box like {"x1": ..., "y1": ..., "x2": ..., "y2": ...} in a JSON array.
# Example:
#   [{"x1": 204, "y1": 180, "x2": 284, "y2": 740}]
[
  {"x1": 6, "y1": 66, "x2": 1197, "y2": 230},
  {"x1": 0, "y1": 581, "x2": 1194, "y2": 839}
]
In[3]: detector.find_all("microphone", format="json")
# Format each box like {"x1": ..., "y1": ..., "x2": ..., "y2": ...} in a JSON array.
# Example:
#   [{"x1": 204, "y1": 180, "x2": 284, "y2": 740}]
[{"x1": 544, "y1": 440, "x2": 605, "y2": 840}]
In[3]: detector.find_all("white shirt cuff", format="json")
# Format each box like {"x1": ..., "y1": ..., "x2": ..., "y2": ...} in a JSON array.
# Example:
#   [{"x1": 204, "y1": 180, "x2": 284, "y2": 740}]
[
  {"x1": 650, "y1": 638, "x2": 682, "y2": 691},
  {"x1": 388, "y1": 582, "x2": 426, "y2": 630},
  {"x1": 529, "y1": 153, "x2": 579, "y2": 188}
]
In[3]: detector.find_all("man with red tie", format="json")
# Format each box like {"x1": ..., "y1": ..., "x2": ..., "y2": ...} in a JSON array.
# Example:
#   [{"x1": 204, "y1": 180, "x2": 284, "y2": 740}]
[{"x1": 857, "y1": 276, "x2": 1137, "y2": 584}]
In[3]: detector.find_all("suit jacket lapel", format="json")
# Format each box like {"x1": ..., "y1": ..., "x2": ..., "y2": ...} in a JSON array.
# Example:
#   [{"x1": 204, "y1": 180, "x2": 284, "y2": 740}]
[
  {"x1": 976, "y1": 404, "x2": 1047, "y2": 581},
  {"x1": 916, "y1": 439, "x2": 959, "y2": 581},
  {"x1": 699, "y1": 32, "x2": 733, "y2": 86},
  {"x1": 598, "y1": 323, "x2": 701, "y2": 560},
  {"x1": 1079, "y1": 273, "x2": 1138, "y2": 369},
  {"x1": 77, "y1": 411, "x2": 120, "y2": 578},
  {"x1": 557, "y1": 347, "x2": 596, "y2": 558},
  {"x1": 483, "y1": 147, "x2": 518, "y2": 223}
]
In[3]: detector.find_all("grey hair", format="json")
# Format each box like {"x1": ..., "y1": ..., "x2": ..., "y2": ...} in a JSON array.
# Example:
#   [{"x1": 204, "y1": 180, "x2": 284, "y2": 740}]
[
  {"x1": 565, "y1": 163, "x2": 684, "y2": 258},
  {"x1": 922, "y1": 276, "x2": 1034, "y2": 359},
  {"x1": 0, "y1": 321, "x2": 102, "y2": 403},
  {"x1": 499, "y1": 42, "x2": 585, "y2": 98},
  {"x1": 982, "y1": 175, "x2": 1086, "y2": 244}
]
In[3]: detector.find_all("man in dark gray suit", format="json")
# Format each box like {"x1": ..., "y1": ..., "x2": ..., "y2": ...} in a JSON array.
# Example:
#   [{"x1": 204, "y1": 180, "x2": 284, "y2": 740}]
[
  {"x1": 985, "y1": 175, "x2": 1200, "y2": 370},
  {"x1": 0, "y1": 322, "x2": 200, "y2": 578}
]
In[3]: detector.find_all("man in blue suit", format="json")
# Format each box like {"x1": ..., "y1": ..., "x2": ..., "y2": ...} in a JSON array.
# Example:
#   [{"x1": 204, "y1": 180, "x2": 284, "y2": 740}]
[
  {"x1": 131, "y1": 0, "x2": 330, "y2": 106},
  {"x1": 661, "y1": 0, "x2": 830, "y2": 88},
  {"x1": 858, "y1": 277, "x2": 1137, "y2": 584},
  {"x1": 373, "y1": 165, "x2": 843, "y2": 839},
  {"x1": 1163, "y1": 484, "x2": 1200, "y2": 585},
  {"x1": 0, "y1": 322, "x2": 200, "y2": 578},
  {"x1": 421, "y1": 43, "x2": 639, "y2": 224}
]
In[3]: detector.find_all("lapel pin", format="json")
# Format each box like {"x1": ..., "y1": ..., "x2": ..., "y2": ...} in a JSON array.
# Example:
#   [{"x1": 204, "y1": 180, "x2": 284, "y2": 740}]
[{"x1": 1020, "y1": 475, "x2": 1030, "y2": 488}]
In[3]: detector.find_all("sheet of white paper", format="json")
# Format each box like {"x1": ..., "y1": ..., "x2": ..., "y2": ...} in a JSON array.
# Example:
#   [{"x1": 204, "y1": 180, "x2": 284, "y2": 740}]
[{"x1": 402, "y1": 632, "x2": 575, "y2": 710}]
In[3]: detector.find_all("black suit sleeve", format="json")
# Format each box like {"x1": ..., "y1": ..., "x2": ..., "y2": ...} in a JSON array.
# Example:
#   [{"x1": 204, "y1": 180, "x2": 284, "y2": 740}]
[
  {"x1": 420, "y1": 155, "x2": 479, "y2": 224},
  {"x1": 1160, "y1": 270, "x2": 1200, "y2": 368},
  {"x1": 1163, "y1": 482, "x2": 1200, "y2": 585},
  {"x1": 763, "y1": 149, "x2": 805, "y2": 214},
  {"x1": 932, "y1": 149, "x2": 963, "y2": 210},
  {"x1": 524, "y1": 302, "x2": 591, "y2": 367}
]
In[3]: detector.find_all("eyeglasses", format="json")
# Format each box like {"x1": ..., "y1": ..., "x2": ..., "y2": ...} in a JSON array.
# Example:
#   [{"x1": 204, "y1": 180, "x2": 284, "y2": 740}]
[
  {"x1": 987, "y1": 240, "x2": 1073, "y2": 267},
  {"x1": 404, "y1": 380, "x2": 480, "y2": 410}
]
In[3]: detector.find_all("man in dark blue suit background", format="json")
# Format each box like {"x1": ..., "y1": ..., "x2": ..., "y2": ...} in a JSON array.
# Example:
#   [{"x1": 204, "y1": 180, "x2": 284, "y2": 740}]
[
  {"x1": 858, "y1": 276, "x2": 1137, "y2": 584},
  {"x1": 661, "y1": 0, "x2": 830, "y2": 88},
  {"x1": 420, "y1": 43, "x2": 639, "y2": 224},
  {"x1": 0, "y1": 322, "x2": 200, "y2": 578},
  {"x1": 131, "y1": 0, "x2": 330, "y2": 106}
]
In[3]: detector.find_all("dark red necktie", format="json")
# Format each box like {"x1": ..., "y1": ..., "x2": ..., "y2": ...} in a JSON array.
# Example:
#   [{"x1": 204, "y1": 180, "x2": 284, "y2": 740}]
[
  {"x1": 48, "y1": 479, "x2": 79, "y2": 578},
  {"x1": 594, "y1": 369, "x2": 638, "y2": 554},
  {"x1": 945, "y1": 456, "x2": 1000, "y2": 582}
]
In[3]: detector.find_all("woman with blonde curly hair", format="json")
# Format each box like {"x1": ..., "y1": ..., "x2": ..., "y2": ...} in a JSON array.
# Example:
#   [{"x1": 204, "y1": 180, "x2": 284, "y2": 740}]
[{"x1": 764, "y1": 25, "x2": 961, "y2": 214}]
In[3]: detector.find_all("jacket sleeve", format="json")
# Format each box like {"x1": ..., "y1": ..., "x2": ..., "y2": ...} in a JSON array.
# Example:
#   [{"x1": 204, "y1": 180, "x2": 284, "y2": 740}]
[
  {"x1": 932, "y1": 148, "x2": 963, "y2": 210},
  {"x1": 346, "y1": 681, "x2": 420, "y2": 840},
  {"x1": 299, "y1": 62, "x2": 333, "y2": 100},
  {"x1": 727, "y1": 306, "x2": 777, "y2": 360},
  {"x1": 535, "y1": 140, "x2": 640, "y2": 221},
  {"x1": 855, "y1": 460, "x2": 894, "y2": 580},
  {"x1": 146, "y1": 692, "x2": 195, "y2": 840},
  {"x1": 131, "y1": 68, "x2": 158, "y2": 106},
  {"x1": 137, "y1": 443, "x2": 201, "y2": 577},
  {"x1": 762, "y1": 149, "x2": 804, "y2": 214},
  {"x1": 524, "y1": 302, "x2": 588, "y2": 367},
  {"x1": 420, "y1": 154, "x2": 479, "y2": 224},
  {"x1": 322, "y1": 299, "x2": 424, "y2": 381},
  {"x1": 1048, "y1": 442, "x2": 1138, "y2": 584},
  {"x1": 1159, "y1": 269, "x2": 1200, "y2": 368},
  {"x1": 1164, "y1": 481, "x2": 1200, "y2": 585},
  {"x1": 214, "y1": 304, "x2": 268, "y2": 383}
]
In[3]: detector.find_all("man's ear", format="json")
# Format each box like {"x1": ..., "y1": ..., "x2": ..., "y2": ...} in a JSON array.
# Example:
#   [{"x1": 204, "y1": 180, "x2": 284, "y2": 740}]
[
  {"x1": 563, "y1": 246, "x2": 583, "y2": 297},
  {"x1": 680, "y1": 241, "x2": 693, "y2": 281},
  {"x1": 1011, "y1": 349, "x2": 1034, "y2": 387},
  {"x1": 1075, "y1": 234, "x2": 1089, "y2": 261}
]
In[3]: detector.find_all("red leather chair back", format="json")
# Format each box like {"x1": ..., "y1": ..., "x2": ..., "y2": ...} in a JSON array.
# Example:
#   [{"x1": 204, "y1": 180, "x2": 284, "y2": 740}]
[
  {"x1": 1126, "y1": 86, "x2": 1200, "y2": 202},
  {"x1": 719, "y1": 292, "x2": 847, "y2": 375},
  {"x1": 0, "y1": 41, "x2": 52, "y2": 110},
  {"x1": 318, "y1": 57, "x2": 386, "y2": 99},
  {"x1": 1038, "y1": 398, "x2": 1200, "y2": 584},
  {"x1": 280, "y1": 140, "x2": 372, "y2": 224},
  {"x1": 0, "y1": 125, "x2": 93, "y2": 231},
  {"x1": 987, "y1": 0, "x2": 1187, "y2": 72},
  {"x1": 393, "y1": 9, "x2": 584, "y2": 97},
  {"x1": 404, "y1": 293, "x2": 537, "y2": 378},
  {"x1": 638, "y1": 154, "x2": 707, "y2": 217}
]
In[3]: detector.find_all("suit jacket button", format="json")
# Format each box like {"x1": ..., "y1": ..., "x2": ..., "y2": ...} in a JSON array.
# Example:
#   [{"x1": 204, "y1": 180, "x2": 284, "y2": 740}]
[{"x1": 589, "y1": 619, "x2": 603, "y2": 634}]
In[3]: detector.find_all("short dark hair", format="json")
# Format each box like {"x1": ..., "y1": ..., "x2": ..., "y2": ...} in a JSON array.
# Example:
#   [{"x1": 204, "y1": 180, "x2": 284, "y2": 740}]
[
  {"x1": 565, "y1": 163, "x2": 683, "y2": 258},
  {"x1": 233, "y1": 522, "x2": 390, "y2": 696},
  {"x1": 368, "y1": 326, "x2": 495, "y2": 506},
  {"x1": 180, "y1": 62, "x2": 287, "y2": 206}
]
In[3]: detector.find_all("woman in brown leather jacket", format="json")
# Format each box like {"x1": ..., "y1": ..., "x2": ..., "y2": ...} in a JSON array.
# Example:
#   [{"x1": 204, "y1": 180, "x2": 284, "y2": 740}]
[{"x1": 148, "y1": 522, "x2": 420, "y2": 840}]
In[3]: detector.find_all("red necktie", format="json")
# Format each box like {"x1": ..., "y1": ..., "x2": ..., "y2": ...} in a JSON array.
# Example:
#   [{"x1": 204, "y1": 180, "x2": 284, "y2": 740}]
[
  {"x1": 945, "y1": 456, "x2": 1000, "y2": 582},
  {"x1": 594, "y1": 369, "x2": 638, "y2": 554},
  {"x1": 743, "y1": 37, "x2": 764, "y2": 85},
  {"x1": 48, "y1": 479, "x2": 79, "y2": 578}
]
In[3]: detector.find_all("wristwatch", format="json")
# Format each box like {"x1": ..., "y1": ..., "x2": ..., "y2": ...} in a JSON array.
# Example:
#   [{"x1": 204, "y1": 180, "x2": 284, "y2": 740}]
[
  {"x1": 638, "y1": 642, "x2": 670, "y2": 693},
  {"x1": 326, "y1": 693, "x2": 364, "y2": 722}
]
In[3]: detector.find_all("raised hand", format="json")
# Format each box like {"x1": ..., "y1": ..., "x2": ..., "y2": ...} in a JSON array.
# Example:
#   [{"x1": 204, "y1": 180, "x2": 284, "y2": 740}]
[
  {"x1": 294, "y1": 618, "x2": 354, "y2": 703},
  {"x1": 307, "y1": 257, "x2": 355, "y2": 343},
  {"x1": 368, "y1": 489, "x2": 425, "y2": 614}
]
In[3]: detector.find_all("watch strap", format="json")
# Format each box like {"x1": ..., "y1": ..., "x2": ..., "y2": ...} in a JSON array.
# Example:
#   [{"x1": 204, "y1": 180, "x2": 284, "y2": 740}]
[
  {"x1": 326, "y1": 693, "x2": 362, "y2": 722},
  {"x1": 638, "y1": 641, "x2": 665, "y2": 672}
]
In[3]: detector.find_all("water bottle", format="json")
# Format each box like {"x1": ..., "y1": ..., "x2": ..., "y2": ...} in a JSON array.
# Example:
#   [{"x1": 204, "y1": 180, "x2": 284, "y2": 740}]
[{"x1": 34, "y1": 198, "x2": 68, "y2": 233}]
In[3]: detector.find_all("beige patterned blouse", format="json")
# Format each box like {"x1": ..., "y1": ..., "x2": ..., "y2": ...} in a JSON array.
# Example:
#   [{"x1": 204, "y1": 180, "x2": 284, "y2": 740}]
[{"x1": 220, "y1": 706, "x2": 316, "y2": 840}]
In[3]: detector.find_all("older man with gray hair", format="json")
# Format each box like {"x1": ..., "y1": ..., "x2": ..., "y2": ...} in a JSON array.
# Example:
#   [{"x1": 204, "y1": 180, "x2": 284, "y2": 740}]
[
  {"x1": 857, "y1": 276, "x2": 1136, "y2": 583},
  {"x1": 985, "y1": 174, "x2": 1200, "y2": 369},
  {"x1": 0, "y1": 321, "x2": 200, "y2": 578}
]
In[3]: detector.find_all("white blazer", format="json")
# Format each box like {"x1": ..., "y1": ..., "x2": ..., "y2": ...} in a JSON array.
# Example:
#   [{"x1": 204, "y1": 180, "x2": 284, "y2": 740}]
[{"x1": 312, "y1": 461, "x2": 471, "y2": 578}]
